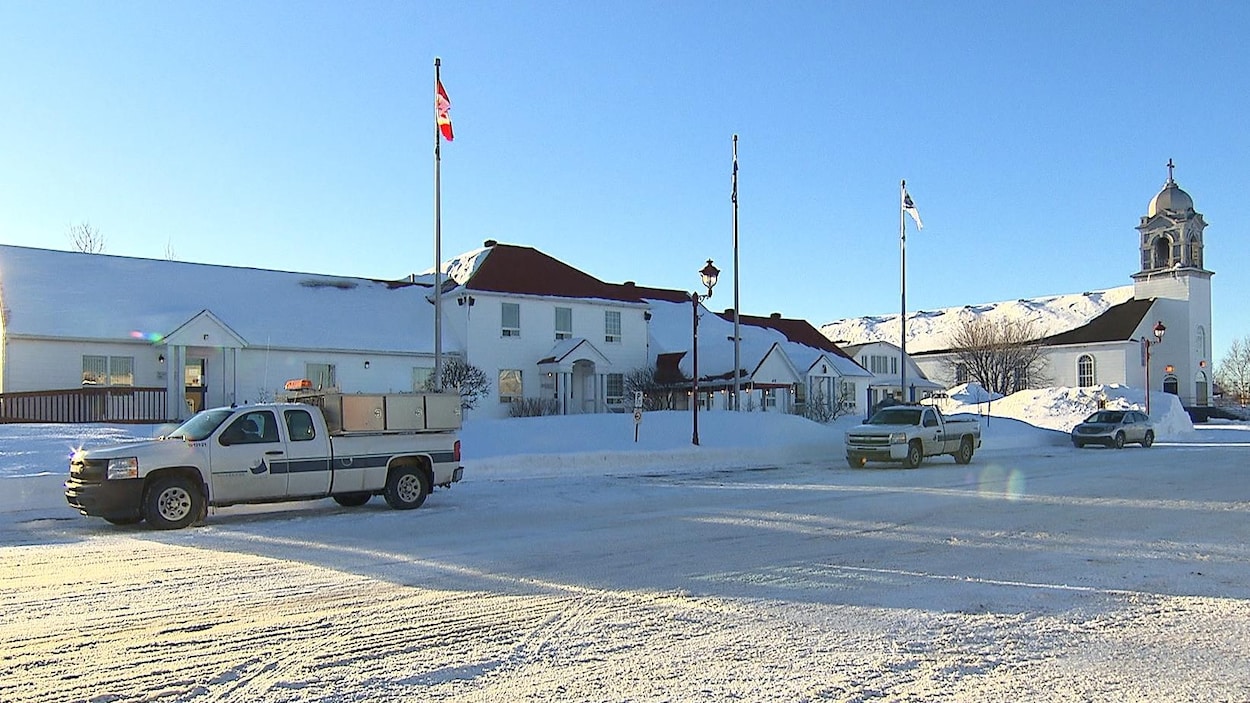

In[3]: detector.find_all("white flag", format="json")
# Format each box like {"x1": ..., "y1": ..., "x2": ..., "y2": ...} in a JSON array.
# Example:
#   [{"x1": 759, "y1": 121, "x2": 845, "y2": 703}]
[{"x1": 902, "y1": 185, "x2": 923, "y2": 230}]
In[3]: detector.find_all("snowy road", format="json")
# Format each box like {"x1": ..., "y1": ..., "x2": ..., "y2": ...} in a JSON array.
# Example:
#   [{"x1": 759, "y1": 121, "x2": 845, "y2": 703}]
[{"x1": 5, "y1": 442, "x2": 1250, "y2": 702}]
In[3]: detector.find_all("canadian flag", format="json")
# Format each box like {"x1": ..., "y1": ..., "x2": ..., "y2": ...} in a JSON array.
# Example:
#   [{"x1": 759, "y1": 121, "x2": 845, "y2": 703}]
[{"x1": 436, "y1": 79, "x2": 454, "y2": 141}]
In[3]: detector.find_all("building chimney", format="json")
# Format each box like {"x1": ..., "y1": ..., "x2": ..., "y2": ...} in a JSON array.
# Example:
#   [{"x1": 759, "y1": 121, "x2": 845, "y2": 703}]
[{"x1": 483, "y1": 239, "x2": 497, "y2": 248}]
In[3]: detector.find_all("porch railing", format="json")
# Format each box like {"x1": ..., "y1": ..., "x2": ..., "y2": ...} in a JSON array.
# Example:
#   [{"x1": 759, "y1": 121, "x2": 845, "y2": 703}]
[{"x1": 0, "y1": 387, "x2": 170, "y2": 424}]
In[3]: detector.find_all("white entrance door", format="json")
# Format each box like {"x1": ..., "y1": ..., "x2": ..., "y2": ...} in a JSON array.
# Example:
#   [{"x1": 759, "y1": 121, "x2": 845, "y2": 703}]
[{"x1": 572, "y1": 360, "x2": 596, "y2": 413}]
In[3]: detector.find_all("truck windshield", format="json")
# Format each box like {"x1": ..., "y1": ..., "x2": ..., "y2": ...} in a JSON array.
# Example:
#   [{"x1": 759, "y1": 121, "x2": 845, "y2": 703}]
[
  {"x1": 167, "y1": 409, "x2": 234, "y2": 441},
  {"x1": 868, "y1": 408, "x2": 923, "y2": 425}
]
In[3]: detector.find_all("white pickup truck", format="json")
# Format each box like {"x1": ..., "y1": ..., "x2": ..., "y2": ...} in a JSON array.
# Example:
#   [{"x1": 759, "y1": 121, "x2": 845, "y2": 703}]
[
  {"x1": 844, "y1": 404, "x2": 981, "y2": 469},
  {"x1": 65, "y1": 392, "x2": 464, "y2": 529}
]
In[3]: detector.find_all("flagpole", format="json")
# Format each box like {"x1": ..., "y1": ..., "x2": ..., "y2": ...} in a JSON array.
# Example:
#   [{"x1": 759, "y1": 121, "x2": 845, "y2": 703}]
[
  {"x1": 731, "y1": 134, "x2": 740, "y2": 411},
  {"x1": 433, "y1": 57, "x2": 444, "y2": 390},
  {"x1": 899, "y1": 179, "x2": 907, "y2": 403}
]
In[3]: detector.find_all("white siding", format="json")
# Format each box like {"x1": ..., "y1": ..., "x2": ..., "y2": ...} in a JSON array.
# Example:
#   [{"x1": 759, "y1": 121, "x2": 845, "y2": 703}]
[{"x1": 462, "y1": 293, "x2": 650, "y2": 418}]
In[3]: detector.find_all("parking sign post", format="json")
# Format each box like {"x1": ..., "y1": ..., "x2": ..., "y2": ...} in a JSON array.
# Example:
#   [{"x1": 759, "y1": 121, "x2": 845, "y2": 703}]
[{"x1": 633, "y1": 392, "x2": 644, "y2": 442}]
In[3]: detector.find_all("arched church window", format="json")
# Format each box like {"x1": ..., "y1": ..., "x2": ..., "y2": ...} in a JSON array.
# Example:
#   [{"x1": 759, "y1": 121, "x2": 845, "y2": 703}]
[
  {"x1": 1196, "y1": 326, "x2": 1207, "y2": 360},
  {"x1": 1077, "y1": 355, "x2": 1095, "y2": 387},
  {"x1": 1152, "y1": 237, "x2": 1171, "y2": 269}
]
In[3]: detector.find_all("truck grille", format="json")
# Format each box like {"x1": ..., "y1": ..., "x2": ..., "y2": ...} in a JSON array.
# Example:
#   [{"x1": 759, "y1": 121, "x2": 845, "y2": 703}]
[
  {"x1": 70, "y1": 458, "x2": 107, "y2": 484},
  {"x1": 847, "y1": 434, "x2": 890, "y2": 447}
]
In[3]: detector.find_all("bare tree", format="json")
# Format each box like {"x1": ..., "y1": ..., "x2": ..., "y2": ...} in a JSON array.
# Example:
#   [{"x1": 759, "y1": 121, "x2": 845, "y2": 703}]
[
  {"x1": 944, "y1": 317, "x2": 1050, "y2": 397},
  {"x1": 67, "y1": 222, "x2": 106, "y2": 253},
  {"x1": 423, "y1": 357, "x2": 491, "y2": 410},
  {"x1": 1216, "y1": 336, "x2": 1250, "y2": 406},
  {"x1": 623, "y1": 366, "x2": 662, "y2": 410}
]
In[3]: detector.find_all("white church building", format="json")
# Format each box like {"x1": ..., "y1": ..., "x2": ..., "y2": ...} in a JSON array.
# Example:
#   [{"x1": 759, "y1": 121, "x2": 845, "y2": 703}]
[{"x1": 821, "y1": 164, "x2": 1215, "y2": 416}]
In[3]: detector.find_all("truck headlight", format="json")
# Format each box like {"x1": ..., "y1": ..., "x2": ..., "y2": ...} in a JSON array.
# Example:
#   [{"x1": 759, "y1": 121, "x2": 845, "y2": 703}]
[
  {"x1": 107, "y1": 457, "x2": 139, "y2": 480},
  {"x1": 889, "y1": 433, "x2": 907, "y2": 444}
]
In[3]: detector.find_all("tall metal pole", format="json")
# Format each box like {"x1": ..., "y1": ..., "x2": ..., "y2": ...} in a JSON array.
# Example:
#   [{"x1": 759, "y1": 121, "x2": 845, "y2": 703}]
[
  {"x1": 433, "y1": 58, "x2": 444, "y2": 390},
  {"x1": 692, "y1": 292, "x2": 701, "y2": 445},
  {"x1": 731, "y1": 134, "x2": 740, "y2": 411},
  {"x1": 1144, "y1": 339, "x2": 1152, "y2": 416},
  {"x1": 899, "y1": 179, "x2": 908, "y2": 403}
]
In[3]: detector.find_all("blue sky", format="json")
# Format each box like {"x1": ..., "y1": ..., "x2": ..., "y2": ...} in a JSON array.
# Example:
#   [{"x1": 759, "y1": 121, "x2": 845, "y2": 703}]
[{"x1": 3, "y1": 2, "x2": 1248, "y2": 360}]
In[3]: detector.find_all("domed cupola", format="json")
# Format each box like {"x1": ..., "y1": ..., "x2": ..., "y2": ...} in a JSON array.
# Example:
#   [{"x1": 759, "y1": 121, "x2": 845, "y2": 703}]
[
  {"x1": 1148, "y1": 165, "x2": 1194, "y2": 217},
  {"x1": 1134, "y1": 158, "x2": 1209, "y2": 277}
]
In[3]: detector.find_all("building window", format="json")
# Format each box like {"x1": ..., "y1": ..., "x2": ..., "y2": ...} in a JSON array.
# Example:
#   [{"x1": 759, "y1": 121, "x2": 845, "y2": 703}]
[
  {"x1": 862, "y1": 354, "x2": 896, "y2": 375},
  {"x1": 954, "y1": 364, "x2": 968, "y2": 385},
  {"x1": 82, "y1": 355, "x2": 107, "y2": 385},
  {"x1": 606, "y1": 373, "x2": 624, "y2": 405},
  {"x1": 502, "y1": 302, "x2": 521, "y2": 337},
  {"x1": 82, "y1": 355, "x2": 134, "y2": 386},
  {"x1": 412, "y1": 366, "x2": 433, "y2": 391},
  {"x1": 1012, "y1": 363, "x2": 1027, "y2": 393},
  {"x1": 1077, "y1": 354, "x2": 1095, "y2": 387},
  {"x1": 604, "y1": 310, "x2": 621, "y2": 343},
  {"x1": 306, "y1": 363, "x2": 336, "y2": 390},
  {"x1": 1196, "y1": 326, "x2": 1207, "y2": 360},
  {"x1": 109, "y1": 357, "x2": 134, "y2": 387},
  {"x1": 499, "y1": 369, "x2": 523, "y2": 403},
  {"x1": 763, "y1": 388, "x2": 778, "y2": 409},
  {"x1": 555, "y1": 307, "x2": 573, "y2": 340}
]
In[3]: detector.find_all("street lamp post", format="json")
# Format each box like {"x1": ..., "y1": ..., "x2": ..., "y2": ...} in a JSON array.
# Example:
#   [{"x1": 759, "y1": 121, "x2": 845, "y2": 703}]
[
  {"x1": 1143, "y1": 320, "x2": 1166, "y2": 416},
  {"x1": 692, "y1": 259, "x2": 720, "y2": 445}
]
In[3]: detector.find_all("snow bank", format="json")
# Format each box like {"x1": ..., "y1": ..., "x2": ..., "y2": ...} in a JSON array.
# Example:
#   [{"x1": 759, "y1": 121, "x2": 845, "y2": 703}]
[{"x1": 947, "y1": 384, "x2": 1195, "y2": 439}]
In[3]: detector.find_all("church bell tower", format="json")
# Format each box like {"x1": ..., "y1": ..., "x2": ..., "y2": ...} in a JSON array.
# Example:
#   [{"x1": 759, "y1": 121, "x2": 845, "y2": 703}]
[{"x1": 1131, "y1": 160, "x2": 1213, "y2": 408}]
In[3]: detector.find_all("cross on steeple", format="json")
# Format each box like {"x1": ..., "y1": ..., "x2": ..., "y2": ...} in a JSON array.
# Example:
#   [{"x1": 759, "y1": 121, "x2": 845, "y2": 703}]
[{"x1": 1166, "y1": 158, "x2": 1176, "y2": 183}]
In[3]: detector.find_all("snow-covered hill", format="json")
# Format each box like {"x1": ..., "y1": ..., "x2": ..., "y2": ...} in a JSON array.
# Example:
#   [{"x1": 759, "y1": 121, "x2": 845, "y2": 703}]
[{"x1": 820, "y1": 286, "x2": 1135, "y2": 352}]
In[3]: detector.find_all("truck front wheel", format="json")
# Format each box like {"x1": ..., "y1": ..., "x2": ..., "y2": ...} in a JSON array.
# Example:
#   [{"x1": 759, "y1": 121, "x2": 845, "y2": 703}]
[
  {"x1": 953, "y1": 437, "x2": 975, "y2": 465},
  {"x1": 384, "y1": 466, "x2": 429, "y2": 510},
  {"x1": 143, "y1": 475, "x2": 203, "y2": 530},
  {"x1": 902, "y1": 441, "x2": 923, "y2": 469}
]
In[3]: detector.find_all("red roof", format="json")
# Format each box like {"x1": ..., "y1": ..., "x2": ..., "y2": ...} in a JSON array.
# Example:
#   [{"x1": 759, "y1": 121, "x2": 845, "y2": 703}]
[
  {"x1": 463, "y1": 242, "x2": 705, "y2": 306},
  {"x1": 723, "y1": 312, "x2": 855, "y2": 360},
  {"x1": 465, "y1": 243, "x2": 645, "y2": 303}
]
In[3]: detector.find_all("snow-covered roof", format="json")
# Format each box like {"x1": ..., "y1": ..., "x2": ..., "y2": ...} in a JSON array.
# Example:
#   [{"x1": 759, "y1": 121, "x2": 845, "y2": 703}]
[
  {"x1": 820, "y1": 286, "x2": 1137, "y2": 354},
  {"x1": 427, "y1": 241, "x2": 868, "y2": 381},
  {"x1": 646, "y1": 297, "x2": 869, "y2": 382},
  {"x1": 0, "y1": 245, "x2": 445, "y2": 353},
  {"x1": 431, "y1": 242, "x2": 648, "y2": 305}
]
